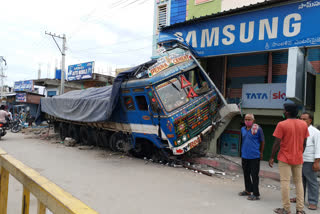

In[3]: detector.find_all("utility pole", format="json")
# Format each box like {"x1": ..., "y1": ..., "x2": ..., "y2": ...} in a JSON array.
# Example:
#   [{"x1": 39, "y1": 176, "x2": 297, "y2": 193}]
[
  {"x1": 45, "y1": 32, "x2": 66, "y2": 94},
  {"x1": 0, "y1": 57, "x2": 7, "y2": 102},
  {"x1": 38, "y1": 63, "x2": 42, "y2": 79}
]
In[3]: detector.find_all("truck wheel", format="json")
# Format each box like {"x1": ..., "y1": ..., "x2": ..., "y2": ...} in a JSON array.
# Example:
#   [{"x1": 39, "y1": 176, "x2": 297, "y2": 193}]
[
  {"x1": 110, "y1": 132, "x2": 127, "y2": 152},
  {"x1": 68, "y1": 124, "x2": 80, "y2": 143},
  {"x1": 90, "y1": 129, "x2": 99, "y2": 146},
  {"x1": 59, "y1": 123, "x2": 67, "y2": 141},
  {"x1": 97, "y1": 131, "x2": 109, "y2": 148},
  {"x1": 130, "y1": 139, "x2": 153, "y2": 159},
  {"x1": 79, "y1": 126, "x2": 91, "y2": 145},
  {"x1": 53, "y1": 123, "x2": 59, "y2": 133}
]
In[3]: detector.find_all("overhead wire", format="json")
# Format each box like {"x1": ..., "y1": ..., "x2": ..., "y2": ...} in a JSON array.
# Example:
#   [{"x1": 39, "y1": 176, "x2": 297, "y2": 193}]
[{"x1": 71, "y1": 34, "x2": 155, "y2": 52}]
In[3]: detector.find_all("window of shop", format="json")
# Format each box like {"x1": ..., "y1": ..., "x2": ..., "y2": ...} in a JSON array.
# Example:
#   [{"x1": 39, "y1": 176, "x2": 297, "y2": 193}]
[{"x1": 158, "y1": 4, "x2": 167, "y2": 29}]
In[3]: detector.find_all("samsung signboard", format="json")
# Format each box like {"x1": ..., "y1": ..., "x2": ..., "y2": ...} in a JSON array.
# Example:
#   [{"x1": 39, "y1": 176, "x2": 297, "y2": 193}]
[
  {"x1": 14, "y1": 80, "x2": 34, "y2": 92},
  {"x1": 242, "y1": 83, "x2": 291, "y2": 109},
  {"x1": 67, "y1": 61, "x2": 94, "y2": 81},
  {"x1": 159, "y1": 1, "x2": 320, "y2": 57}
]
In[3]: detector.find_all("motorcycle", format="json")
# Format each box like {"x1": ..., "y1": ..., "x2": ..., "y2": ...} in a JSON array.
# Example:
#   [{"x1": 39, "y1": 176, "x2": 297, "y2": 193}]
[
  {"x1": 0, "y1": 123, "x2": 7, "y2": 139},
  {"x1": 10, "y1": 118, "x2": 23, "y2": 133}
]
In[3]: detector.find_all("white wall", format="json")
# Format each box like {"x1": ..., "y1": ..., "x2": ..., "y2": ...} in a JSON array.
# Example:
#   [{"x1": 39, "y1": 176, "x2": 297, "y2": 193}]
[{"x1": 221, "y1": 0, "x2": 266, "y2": 11}]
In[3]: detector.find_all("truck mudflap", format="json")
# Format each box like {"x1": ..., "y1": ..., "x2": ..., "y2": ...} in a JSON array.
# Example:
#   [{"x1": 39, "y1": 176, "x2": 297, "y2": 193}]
[{"x1": 172, "y1": 125, "x2": 213, "y2": 155}]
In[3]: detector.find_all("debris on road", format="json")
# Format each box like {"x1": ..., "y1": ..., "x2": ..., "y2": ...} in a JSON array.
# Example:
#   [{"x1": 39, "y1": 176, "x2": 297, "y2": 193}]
[{"x1": 78, "y1": 145, "x2": 94, "y2": 150}]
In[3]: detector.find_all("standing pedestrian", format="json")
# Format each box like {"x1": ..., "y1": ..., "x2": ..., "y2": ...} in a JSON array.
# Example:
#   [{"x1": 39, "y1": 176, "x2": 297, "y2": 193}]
[
  {"x1": 269, "y1": 103, "x2": 309, "y2": 214},
  {"x1": 290, "y1": 112, "x2": 319, "y2": 210},
  {"x1": 238, "y1": 114, "x2": 265, "y2": 201}
]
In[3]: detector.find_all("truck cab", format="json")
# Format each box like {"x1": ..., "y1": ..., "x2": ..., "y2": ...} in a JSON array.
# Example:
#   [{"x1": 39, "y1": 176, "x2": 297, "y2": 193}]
[{"x1": 110, "y1": 46, "x2": 221, "y2": 155}]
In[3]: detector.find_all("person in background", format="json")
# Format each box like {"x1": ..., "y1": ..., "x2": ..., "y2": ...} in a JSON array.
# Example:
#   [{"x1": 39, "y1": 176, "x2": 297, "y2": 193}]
[
  {"x1": 269, "y1": 103, "x2": 309, "y2": 214},
  {"x1": 238, "y1": 113, "x2": 265, "y2": 201},
  {"x1": 290, "y1": 113, "x2": 319, "y2": 210},
  {"x1": 6, "y1": 108, "x2": 12, "y2": 121},
  {"x1": 0, "y1": 105, "x2": 10, "y2": 124}
]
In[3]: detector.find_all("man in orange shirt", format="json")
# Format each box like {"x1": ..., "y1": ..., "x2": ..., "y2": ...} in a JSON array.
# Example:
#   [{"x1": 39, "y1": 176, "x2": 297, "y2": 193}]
[{"x1": 269, "y1": 103, "x2": 309, "y2": 214}]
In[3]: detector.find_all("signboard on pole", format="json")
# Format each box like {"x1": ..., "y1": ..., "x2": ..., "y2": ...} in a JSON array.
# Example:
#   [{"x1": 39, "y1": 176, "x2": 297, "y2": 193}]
[
  {"x1": 159, "y1": 1, "x2": 320, "y2": 57},
  {"x1": 14, "y1": 80, "x2": 34, "y2": 92},
  {"x1": 242, "y1": 83, "x2": 291, "y2": 109},
  {"x1": 67, "y1": 61, "x2": 94, "y2": 81}
]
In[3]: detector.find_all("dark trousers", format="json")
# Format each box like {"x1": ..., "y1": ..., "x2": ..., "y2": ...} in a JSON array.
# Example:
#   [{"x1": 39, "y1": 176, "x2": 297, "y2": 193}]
[
  {"x1": 242, "y1": 158, "x2": 260, "y2": 196},
  {"x1": 302, "y1": 162, "x2": 319, "y2": 205}
]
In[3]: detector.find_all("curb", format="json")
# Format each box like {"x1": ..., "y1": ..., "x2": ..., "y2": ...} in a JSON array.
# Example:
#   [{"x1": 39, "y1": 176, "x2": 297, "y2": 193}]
[{"x1": 192, "y1": 157, "x2": 280, "y2": 181}]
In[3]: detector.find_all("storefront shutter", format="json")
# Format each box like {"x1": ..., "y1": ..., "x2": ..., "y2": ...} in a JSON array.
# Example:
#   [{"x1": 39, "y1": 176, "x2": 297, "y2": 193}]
[{"x1": 226, "y1": 53, "x2": 268, "y2": 104}]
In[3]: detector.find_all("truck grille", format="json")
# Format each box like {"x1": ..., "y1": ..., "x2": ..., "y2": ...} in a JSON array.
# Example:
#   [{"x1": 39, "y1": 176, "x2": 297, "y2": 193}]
[{"x1": 174, "y1": 99, "x2": 215, "y2": 140}]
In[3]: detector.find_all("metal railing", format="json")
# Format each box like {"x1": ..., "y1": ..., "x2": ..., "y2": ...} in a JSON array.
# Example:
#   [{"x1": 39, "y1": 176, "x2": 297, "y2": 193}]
[{"x1": 0, "y1": 148, "x2": 98, "y2": 214}]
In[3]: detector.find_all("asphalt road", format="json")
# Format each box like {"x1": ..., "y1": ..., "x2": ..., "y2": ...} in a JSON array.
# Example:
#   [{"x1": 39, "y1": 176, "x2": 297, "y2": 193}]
[{"x1": 0, "y1": 130, "x2": 303, "y2": 214}]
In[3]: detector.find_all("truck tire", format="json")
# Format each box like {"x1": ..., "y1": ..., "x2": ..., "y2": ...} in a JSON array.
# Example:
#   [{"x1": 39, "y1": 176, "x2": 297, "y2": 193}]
[
  {"x1": 68, "y1": 124, "x2": 80, "y2": 143},
  {"x1": 53, "y1": 123, "x2": 59, "y2": 133},
  {"x1": 79, "y1": 126, "x2": 91, "y2": 145},
  {"x1": 110, "y1": 132, "x2": 128, "y2": 152},
  {"x1": 59, "y1": 123, "x2": 67, "y2": 141},
  {"x1": 97, "y1": 131, "x2": 109, "y2": 148},
  {"x1": 130, "y1": 139, "x2": 153, "y2": 159},
  {"x1": 90, "y1": 129, "x2": 99, "y2": 146}
]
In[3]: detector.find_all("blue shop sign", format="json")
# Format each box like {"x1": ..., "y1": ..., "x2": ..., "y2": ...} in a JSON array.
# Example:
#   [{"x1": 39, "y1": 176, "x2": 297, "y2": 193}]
[
  {"x1": 68, "y1": 61, "x2": 94, "y2": 81},
  {"x1": 159, "y1": 1, "x2": 320, "y2": 57},
  {"x1": 16, "y1": 93, "x2": 27, "y2": 102},
  {"x1": 14, "y1": 80, "x2": 34, "y2": 92}
]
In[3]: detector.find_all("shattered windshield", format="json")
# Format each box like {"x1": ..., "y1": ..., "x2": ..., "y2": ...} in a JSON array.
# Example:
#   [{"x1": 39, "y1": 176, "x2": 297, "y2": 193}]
[
  {"x1": 156, "y1": 78, "x2": 188, "y2": 112},
  {"x1": 155, "y1": 67, "x2": 211, "y2": 113},
  {"x1": 184, "y1": 67, "x2": 210, "y2": 96}
]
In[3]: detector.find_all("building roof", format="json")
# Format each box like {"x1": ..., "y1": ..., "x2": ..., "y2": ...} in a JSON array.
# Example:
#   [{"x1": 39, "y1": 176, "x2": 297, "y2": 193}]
[{"x1": 162, "y1": 0, "x2": 297, "y2": 30}]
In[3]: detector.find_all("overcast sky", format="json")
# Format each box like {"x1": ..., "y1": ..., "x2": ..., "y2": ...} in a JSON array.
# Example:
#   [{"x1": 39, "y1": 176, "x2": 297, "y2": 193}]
[{"x1": 0, "y1": 0, "x2": 155, "y2": 86}]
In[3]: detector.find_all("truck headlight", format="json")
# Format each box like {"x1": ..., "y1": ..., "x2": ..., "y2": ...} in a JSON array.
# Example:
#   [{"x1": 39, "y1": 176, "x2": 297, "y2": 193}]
[
  {"x1": 177, "y1": 139, "x2": 181, "y2": 145},
  {"x1": 182, "y1": 135, "x2": 187, "y2": 142}
]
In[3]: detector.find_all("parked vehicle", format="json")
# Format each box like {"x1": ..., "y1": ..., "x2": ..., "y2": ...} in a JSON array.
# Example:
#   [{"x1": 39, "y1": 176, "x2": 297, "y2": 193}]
[
  {"x1": 37, "y1": 43, "x2": 236, "y2": 157},
  {"x1": 10, "y1": 118, "x2": 23, "y2": 133},
  {"x1": 0, "y1": 123, "x2": 6, "y2": 139}
]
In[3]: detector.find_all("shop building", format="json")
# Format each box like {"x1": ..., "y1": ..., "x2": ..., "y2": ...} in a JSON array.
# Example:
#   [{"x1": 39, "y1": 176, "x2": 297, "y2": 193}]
[{"x1": 154, "y1": 0, "x2": 320, "y2": 159}]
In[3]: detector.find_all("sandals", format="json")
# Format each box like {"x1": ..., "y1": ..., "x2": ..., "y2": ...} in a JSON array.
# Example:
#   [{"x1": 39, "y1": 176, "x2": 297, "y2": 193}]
[
  {"x1": 274, "y1": 208, "x2": 291, "y2": 214},
  {"x1": 247, "y1": 195, "x2": 260, "y2": 200},
  {"x1": 238, "y1": 191, "x2": 251, "y2": 196},
  {"x1": 308, "y1": 204, "x2": 317, "y2": 210},
  {"x1": 296, "y1": 210, "x2": 306, "y2": 214}
]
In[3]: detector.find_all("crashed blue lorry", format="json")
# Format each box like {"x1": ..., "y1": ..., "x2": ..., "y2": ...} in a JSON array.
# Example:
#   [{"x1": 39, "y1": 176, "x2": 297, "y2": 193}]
[{"x1": 37, "y1": 44, "x2": 233, "y2": 156}]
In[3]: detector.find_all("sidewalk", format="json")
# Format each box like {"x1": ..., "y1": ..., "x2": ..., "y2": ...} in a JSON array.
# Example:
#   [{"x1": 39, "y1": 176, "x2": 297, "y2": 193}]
[{"x1": 191, "y1": 155, "x2": 281, "y2": 181}]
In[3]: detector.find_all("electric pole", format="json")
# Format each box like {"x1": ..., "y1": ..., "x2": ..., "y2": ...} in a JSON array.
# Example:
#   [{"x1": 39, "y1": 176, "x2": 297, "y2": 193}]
[
  {"x1": 0, "y1": 57, "x2": 7, "y2": 102},
  {"x1": 45, "y1": 32, "x2": 66, "y2": 94}
]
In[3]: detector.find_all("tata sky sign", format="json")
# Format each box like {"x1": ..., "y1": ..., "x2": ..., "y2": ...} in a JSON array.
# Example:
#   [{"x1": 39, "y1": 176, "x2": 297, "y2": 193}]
[
  {"x1": 242, "y1": 83, "x2": 292, "y2": 109},
  {"x1": 67, "y1": 61, "x2": 94, "y2": 81},
  {"x1": 159, "y1": 1, "x2": 320, "y2": 57}
]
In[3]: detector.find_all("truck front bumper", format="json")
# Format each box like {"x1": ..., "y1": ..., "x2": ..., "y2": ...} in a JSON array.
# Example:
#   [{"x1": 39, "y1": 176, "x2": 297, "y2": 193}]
[{"x1": 172, "y1": 125, "x2": 213, "y2": 155}]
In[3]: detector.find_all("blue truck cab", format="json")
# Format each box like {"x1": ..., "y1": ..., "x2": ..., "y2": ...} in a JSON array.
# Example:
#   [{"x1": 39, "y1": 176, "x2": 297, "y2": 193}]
[{"x1": 109, "y1": 47, "x2": 221, "y2": 155}]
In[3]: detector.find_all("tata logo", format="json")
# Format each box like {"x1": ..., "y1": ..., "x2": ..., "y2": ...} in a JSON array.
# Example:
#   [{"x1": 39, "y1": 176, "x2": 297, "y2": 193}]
[{"x1": 246, "y1": 93, "x2": 268, "y2": 100}]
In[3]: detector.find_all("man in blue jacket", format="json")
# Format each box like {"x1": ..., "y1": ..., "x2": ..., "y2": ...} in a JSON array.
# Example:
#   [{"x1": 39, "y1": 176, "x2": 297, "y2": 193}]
[{"x1": 238, "y1": 114, "x2": 265, "y2": 200}]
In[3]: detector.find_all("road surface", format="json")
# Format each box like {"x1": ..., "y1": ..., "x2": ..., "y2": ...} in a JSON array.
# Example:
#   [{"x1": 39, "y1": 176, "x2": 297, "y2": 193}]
[{"x1": 0, "y1": 130, "x2": 301, "y2": 214}]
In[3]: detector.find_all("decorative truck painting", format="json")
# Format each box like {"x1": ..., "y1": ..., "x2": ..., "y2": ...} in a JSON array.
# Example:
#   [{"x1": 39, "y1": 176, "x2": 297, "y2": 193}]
[{"x1": 37, "y1": 43, "x2": 231, "y2": 157}]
